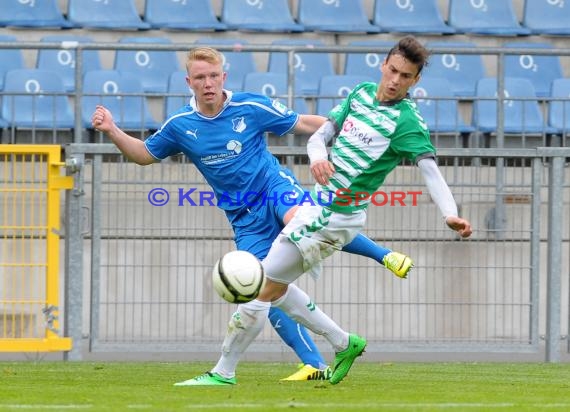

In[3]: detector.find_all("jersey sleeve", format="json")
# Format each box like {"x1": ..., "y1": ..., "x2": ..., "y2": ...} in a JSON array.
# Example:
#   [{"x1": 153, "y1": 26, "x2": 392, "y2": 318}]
[
  {"x1": 327, "y1": 82, "x2": 373, "y2": 129},
  {"x1": 249, "y1": 94, "x2": 300, "y2": 136},
  {"x1": 143, "y1": 122, "x2": 181, "y2": 160},
  {"x1": 390, "y1": 107, "x2": 436, "y2": 163}
]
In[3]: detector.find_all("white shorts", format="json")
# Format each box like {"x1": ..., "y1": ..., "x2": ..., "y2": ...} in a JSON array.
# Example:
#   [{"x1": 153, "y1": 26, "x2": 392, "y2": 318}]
[{"x1": 271, "y1": 205, "x2": 367, "y2": 282}]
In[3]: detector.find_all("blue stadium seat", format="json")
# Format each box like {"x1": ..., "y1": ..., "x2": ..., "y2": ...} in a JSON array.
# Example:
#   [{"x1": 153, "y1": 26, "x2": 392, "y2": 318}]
[
  {"x1": 410, "y1": 76, "x2": 474, "y2": 134},
  {"x1": 548, "y1": 78, "x2": 570, "y2": 135},
  {"x1": 67, "y1": 0, "x2": 150, "y2": 30},
  {"x1": 503, "y1": 42, "x2": 564, "y2": 99},
  {"x1": 221, "y1": 0, "x2": 304, "y2": 32},
  {"x1": 194, "y1": 38, "x2": 257, "y2": 92},
  {"x1": 0, "y1": 106, "x2": 10, "y2": 136},
  {"x1": 164, "y1": 71, "x2": 193, "y2": 117},
  {"x1": 423, "y1": 42, "x2": 486, "y2": 98},
  {"x1": 37, "y1": 35, "x2": 102, "y2": 92},
  {"x1": 243, "y1": 72, "x2": 308, "y2": 114},
  {"x1": 472, "y1": 77, "x2": 554, "y2": 136},
  {"x1": 297, "y1": 0, "x2": 380, "y2": 33},
  {"x1": 267, "y1": 39, "x2": 335, "y2": 96},
  {"x1": 144, "y1": 0, "x2": 227, "y2": 31},
  {"x1": 373, "y1": 0, "x2": 455, "y2": 34},
  {"x1": 448, "y1": 0, "x2": 531, "y2": 36},
  {"x1": 316, "y1": 75, "x2": 374, "y2": 116},
  {"x1": 82, "y1": 70, "x2": 160, "y2": 131},
  {"x1": 343, "y1": 40, "x2": 394, "y2": 79},
  {"x1": 0, "y1": 35, "x2": 25, "y2": 91},
  {"x1": 523, "y1": 0, "x2": 570, "y2": 35},
  {"x1": 1, "y1": 69, "x2": 74, "y2": 129},
  {"x1": 114, "y1": 37, "x2": 181, "y2": 93},
  {"x1": 0, "y1": 0, "x2": 73, "y2": 28}
]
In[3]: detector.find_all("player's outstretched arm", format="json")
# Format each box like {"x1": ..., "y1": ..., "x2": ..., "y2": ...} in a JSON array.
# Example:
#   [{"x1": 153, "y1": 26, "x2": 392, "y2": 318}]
[
  {"x1": 445, "y1": 216, "x2": 472, "y2": 238},
  {"x1": 91, "y1": 105, "x2": 155, "y2": 166},
  {"x1": 295, "y1": 114, "x2": 327, "y2": 135},
  {"x1": 418, "y1": 157, "x2": 472, "y2": 238}
]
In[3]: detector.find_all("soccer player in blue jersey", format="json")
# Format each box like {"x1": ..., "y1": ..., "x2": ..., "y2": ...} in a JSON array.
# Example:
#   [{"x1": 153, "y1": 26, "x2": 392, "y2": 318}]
[{"x1": 91, "y1": 46, "x2": 411, "y2": 382}]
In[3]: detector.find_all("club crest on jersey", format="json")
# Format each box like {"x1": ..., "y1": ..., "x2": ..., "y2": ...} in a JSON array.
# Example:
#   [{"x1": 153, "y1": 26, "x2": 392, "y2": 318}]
[{"x1": 232, "y1": 117, "x2": 247, "y2": 133}]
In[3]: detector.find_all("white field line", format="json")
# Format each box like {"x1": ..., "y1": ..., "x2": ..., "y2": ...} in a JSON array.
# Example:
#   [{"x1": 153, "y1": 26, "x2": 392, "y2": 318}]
[
  {"x1": 0, "y1": 406, "x2": 92, "y2": 410},
  {"x1": 3, "y1": 403, "x2": 570, "y2": 410},
  {"x1": 184, "y1": 402, "x2": 570, "y2": 409}
]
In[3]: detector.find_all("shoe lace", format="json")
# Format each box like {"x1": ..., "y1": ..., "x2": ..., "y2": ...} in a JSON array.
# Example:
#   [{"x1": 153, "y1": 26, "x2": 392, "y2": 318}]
[
  {"x1": 383, "y1": 253, "x2": 400, "y2": 271},
  {"x1": 195, "y1": 372, "x2": 214, "y2": 381}
]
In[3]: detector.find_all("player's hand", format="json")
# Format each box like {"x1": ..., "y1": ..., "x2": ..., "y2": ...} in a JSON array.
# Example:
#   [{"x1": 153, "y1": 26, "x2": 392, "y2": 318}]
[
  {"x1": 91, "y1": 105, "x2": 114, "y2": 133},
  {"x1": 445, "y1": 216, "x2": 472, "y2": 238},
  {"x1": 310, "y1": 159, "x2": 335, "y2": 185}
]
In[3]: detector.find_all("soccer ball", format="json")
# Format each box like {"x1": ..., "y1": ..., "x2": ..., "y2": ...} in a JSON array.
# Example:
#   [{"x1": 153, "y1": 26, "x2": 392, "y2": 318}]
[{"x1": 212, "y1": 250, "x2": 265, "y2": 303}]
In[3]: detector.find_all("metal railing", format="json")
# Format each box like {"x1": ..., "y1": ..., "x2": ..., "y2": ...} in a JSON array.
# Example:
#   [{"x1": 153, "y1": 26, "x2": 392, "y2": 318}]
[{"x1": 0, "y1": 41, "x2": 569, "y2": 148}]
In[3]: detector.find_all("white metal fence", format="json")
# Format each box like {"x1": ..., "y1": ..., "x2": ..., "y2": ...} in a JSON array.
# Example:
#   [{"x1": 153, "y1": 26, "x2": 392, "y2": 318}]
[{"x1": 62, "y1": 145, "x2": 569, "y2": 362}]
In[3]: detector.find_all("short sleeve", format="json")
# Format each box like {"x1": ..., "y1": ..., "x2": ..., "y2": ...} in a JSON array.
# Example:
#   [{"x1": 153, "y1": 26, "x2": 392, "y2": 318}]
[
  {"x1": 144, "y1": 123, "x2": 181, "y2": 160},
  {"x1": 390, "y1": 108, "x2": 435, "y2": 163}
]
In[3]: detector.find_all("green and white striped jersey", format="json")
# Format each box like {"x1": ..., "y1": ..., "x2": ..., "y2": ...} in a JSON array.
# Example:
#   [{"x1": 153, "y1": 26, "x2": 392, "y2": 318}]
[{"x1": 313, "y1": 81, "x2": 435, "y2": 213}]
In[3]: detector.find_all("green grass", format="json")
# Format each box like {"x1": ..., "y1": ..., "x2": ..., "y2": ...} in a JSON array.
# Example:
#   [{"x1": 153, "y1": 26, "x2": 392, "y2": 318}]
[{"x1": 1, "y1": 361, "x2": 569, "y2": 411}]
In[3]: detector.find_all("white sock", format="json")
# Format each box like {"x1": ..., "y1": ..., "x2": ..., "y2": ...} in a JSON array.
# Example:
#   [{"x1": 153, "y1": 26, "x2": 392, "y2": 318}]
[
  {"x1": 273, "y1": 284, "x2": 348, "y2": 352},
  {"x1": 212, "y1": 299, "x2": 270, "y2": 378}
]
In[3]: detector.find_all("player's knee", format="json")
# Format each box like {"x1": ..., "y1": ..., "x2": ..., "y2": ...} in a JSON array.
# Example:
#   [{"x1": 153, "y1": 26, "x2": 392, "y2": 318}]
[{"x1": 258, "y1": 278, "x2": 288, "y2": 302}]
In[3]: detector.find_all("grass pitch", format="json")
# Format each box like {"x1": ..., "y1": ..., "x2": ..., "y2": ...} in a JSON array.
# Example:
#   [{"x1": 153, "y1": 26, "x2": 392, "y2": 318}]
[{"x1": 1, "y1": 361, "x2": 569, "y2": 411}]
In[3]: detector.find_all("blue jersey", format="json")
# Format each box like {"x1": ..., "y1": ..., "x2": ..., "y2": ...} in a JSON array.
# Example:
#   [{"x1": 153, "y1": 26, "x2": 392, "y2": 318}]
[{"x1": 145, "y1": 91, "x2": 299, "y2": 215}]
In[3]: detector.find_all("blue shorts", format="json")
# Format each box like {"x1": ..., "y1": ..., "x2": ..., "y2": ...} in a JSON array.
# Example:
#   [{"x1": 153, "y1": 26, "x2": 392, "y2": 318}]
[{"x1": 227, "y1": 167, "x2": 306, "y2": 260}]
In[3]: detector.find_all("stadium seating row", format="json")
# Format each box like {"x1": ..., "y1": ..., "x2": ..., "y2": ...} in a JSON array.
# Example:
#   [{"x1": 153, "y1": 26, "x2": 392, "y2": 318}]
[
  {"x1": 0, "y1": 0, "x2": 569, "y2": 36},
  {"x1": 1, "y1": 35, "x2": 568, "y2": 101},
  {"x1": 1, "y1": 67, "x2": 569, "y2": 142}
]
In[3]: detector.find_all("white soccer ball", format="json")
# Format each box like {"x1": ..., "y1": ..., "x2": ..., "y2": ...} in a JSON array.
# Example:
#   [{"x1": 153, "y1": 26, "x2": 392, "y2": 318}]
[{"x1": 212, "y1": 250, "x2": 265, "y2": 303}]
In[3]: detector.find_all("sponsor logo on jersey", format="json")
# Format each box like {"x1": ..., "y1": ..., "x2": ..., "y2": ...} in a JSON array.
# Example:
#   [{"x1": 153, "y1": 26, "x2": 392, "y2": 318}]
[
  {"x1": 226, "y1": 139, "x2": 242, "y2": 154},
  {"x1": 199, "y1": 139, "x2": 243, "y2": 165},
  {"x1": 342, "y1": 119, "x2": 372, "y2": 145}
]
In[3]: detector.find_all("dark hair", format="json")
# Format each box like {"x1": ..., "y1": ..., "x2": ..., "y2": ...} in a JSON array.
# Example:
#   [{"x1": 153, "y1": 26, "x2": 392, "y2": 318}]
[{"x1": 386, "y1": 36, "x2": 430, "y2": 75}]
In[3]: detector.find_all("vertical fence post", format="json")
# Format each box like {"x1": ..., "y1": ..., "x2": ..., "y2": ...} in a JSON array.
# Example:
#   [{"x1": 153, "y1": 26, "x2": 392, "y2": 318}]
[
  {"x1": 545, "y1": 155, "x2": 564, "y2": 362},
  {"x1": 530, "y1": 157, "x2": 542, "y2": 346},
  {"x1": 64, "y1": 150, "x2": 85, "y2": 361},
  {"x1": 89, "y1": 154, "x2": 103, "y2": 350},
  {"x1": 73, "y1": 45, "x2": 84, "y2": 144}
]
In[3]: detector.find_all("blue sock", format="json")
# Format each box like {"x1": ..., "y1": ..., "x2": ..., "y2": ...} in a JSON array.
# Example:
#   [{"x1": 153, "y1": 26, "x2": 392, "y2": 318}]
[
  {"x1": 342, "y1": 233, "x2": 391, "y2": 264},
  {"x1": 268, "y1": 306, "x2": 325, "y2": 369}
]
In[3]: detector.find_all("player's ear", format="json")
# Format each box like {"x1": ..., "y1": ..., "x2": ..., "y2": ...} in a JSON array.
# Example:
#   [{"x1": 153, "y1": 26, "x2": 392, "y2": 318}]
[{"x1": 412, "y1": 73, "x2": 421, "y2": 87}]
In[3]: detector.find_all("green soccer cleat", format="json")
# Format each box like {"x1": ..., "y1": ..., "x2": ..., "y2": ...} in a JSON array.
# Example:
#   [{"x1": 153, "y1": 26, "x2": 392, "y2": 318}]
[
  {"x1": 173, "y1": 372, "x2": 236, "y2": 386},
  {"x1": 383, "y1": 251, "x2": 414, "y2": 279},
  {"x1": 330, "y1": 334, "x2": 367, "y2": 385}
]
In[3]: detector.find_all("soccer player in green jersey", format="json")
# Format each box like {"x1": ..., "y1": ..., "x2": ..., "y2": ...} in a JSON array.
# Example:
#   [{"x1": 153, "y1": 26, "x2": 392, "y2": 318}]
[{"x1": 177, "y1": 36, "x2": 472, "y2": 386}]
